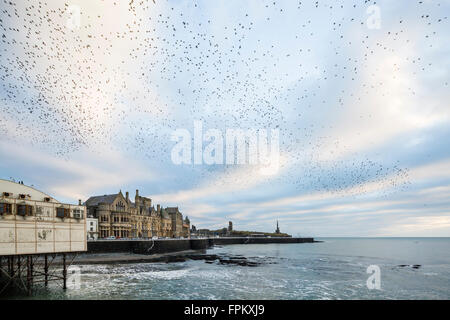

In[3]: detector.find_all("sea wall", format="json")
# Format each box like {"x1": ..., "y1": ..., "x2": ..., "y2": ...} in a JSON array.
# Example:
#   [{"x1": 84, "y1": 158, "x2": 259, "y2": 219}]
[
  {"x1": 87, "y1": 239, "x2": 204, "y2": 254},
  {"x1": 87, "y1": 237, "x2": 314, "y2": 254},
  {"x1": 213, "y1": 237, "x2": 314, "y2": 245}
]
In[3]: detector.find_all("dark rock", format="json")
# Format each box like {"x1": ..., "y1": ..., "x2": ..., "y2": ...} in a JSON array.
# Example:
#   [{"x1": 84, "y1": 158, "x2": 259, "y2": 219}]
[
  {"x1": 244, "y1": 262, "x2": 259, "y2": 267},
  {"x1": 218, "y1": 258, "x2": 262, "y2": 267},
  {"x1": 182, "y1": 253, "x2": 266, "y2": 267},
  {"x1": 186, "y1": 254, "x2": 219, "y2": 261},
  {"x1": 397, "y1": 264, "x2": 421, "y2": 269},
  {"x1": 165, "y1": 256, "x2": 187, "y2": 263}
]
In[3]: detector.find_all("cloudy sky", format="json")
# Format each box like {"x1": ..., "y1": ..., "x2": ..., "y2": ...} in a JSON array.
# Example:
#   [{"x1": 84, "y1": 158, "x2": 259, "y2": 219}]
[{"x1": 0, "y1": 0, "x2": 449, "y2": 236}]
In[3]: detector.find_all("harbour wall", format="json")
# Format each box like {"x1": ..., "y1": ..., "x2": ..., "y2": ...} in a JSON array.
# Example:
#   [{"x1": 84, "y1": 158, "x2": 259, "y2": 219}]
[
  {"x1": 87, "y1": 237, "x2": 315, "y2": 254},
  {"x1": 213, "y1": 237, "x2": 314, "y2": 245}
]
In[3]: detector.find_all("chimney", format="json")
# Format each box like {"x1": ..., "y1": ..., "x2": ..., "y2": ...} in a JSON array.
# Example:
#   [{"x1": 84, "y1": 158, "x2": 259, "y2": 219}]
[
  {"x1": 78, "y1": 199, "x2": 82, "y2": 205},
  {"x1": 126, "y1": 192, "x2": 129, "y2": 202},
  {"x1": 157, "y1": 204, "x2": 160, "y2": 212},
  {"x1": 136, "y1": 189, "x2": 139, "y2": 197}
]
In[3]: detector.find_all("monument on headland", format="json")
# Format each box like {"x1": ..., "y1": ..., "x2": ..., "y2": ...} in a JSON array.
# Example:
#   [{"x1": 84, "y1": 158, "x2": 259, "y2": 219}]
[{"x1": 191, "y1": 220, "x2": 291, "y2": 238}]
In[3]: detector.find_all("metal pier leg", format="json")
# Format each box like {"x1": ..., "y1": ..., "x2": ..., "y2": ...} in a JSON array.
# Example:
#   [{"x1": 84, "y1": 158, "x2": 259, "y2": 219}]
[
  {"x1": 30, "y1": 256, "x2": 33, "y2": 292},
  {"x1": 7, "y1": 257, "x2": 11, "y2": 276},
  {"x1": 26, "y1": 256, "x2": 32, "y2": 295},
  {"x1": 62, "y1": 254, "x2": 67, "y2": 290},
  {"x1": 10, "y1": 256, "x2": 14, "y2": 278},
  {"x1": 44, "y1": 254, "x2": 48, "y2": 287},
  {"x1": 17, "y1": 256, "x2": 21, "y2": 279}
]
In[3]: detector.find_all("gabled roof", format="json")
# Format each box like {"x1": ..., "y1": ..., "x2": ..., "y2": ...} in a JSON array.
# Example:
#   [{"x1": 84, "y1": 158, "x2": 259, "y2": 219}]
[
  {"x1": 150, "y1": 207, "x2": 160, "y2": 216},
  {"x1": 137, "y1": 195, "x2": 152, "y2": 202},
  {"x1": 165, "y1": 207, "x2": 179, "y2": 214},
  {"x1": 84, "y1": 194, "x2": 118, "y2": 206}
]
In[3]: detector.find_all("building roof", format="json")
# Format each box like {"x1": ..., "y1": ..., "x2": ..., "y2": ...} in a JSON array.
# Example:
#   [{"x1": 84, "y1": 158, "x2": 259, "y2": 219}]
[
  {"x1": 0, "y1": 179, "x2": 60, "y2": 203},
  {"x1": 137, "y1": 195, "x2": 152, "y2": 202},
  {"x1": 165, "y1": 207, "x2": 179, "y2": 214},
  {"x1": 84, "y1": 194, "x2": 118, "y2": 206}
]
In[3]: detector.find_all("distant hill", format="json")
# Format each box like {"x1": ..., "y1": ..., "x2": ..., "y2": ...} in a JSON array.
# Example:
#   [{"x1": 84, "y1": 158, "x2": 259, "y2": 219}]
[{"x1": 196, "y1": 227, "x2": 291, "y2": 237}]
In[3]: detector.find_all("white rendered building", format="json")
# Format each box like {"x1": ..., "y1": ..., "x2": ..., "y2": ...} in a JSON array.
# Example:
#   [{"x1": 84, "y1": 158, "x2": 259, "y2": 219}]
[{"x1": 0, "y1": 179, "x2": 87, "y2": 255}]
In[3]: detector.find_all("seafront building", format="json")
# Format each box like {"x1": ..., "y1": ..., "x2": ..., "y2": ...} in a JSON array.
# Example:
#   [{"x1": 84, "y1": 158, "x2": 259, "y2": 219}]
[
  {"x1": 86, "y1": 215, "x2": 99, "y2": 240},
  {"x1": 84, "y1": 190, "x2": 190, "y2": 239},
  {"x1": 0, "y1": 179, "x2": 88, "y2": 293},
  {"x1": 0, "y1": 179, "x2": 86, "y2": 255}
]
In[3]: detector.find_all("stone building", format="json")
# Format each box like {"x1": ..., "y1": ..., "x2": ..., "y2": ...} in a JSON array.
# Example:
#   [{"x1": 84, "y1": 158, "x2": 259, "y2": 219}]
[
  {"x1": 133, "y1": 190, "x2": 153, "y2": 238},
  {"x1": 166, "y1": 207, "x2": 183, "y2": 238},
  {"x1": 84, "y1": 191, "x2": 131, "y2": 239},
  {"x1": 84, "y1": 190, "x2": 189, "y2": 239},
  {"x1": 182, "y1": 216, "x2": 190, "y2": 238},
  {"x1": 227, "y1": 221, "x2": 233, "y2": 235}
]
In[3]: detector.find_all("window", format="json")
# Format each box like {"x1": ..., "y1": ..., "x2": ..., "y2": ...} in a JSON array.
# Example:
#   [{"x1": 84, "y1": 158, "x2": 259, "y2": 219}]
[
  {"x1": 0, "y1": 203, "x2": 12, "y2": 215},
  {"x1": 56, "y1": 208, "x2": 70, "y2": 218},
  {"x1": 73, "y1": 209, "x2": 83, "y2": 219},
  {"x1": 17, "y1": 204, "x2": 32, "y2": 216},
  {"x1": 116, "y1": 201, "x2": 125, "y2": 211},
  {"x1": 56, "y1": 208, "x2": 64, "y2": 218},
  {"x1": 90, "y1": 222, "x2": 94, "y2": 226}
]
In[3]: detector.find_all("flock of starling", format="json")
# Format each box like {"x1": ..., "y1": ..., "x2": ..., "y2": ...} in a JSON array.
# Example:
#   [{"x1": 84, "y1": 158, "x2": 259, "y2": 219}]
[{"x1": 0, "y1": 0, "x2": 447, "y2": 196}]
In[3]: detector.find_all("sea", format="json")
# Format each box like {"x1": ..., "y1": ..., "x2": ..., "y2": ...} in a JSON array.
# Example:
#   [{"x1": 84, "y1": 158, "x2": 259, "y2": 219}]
[{"x1": 6, "y1": 238, "x2": 450, "y2": 300}]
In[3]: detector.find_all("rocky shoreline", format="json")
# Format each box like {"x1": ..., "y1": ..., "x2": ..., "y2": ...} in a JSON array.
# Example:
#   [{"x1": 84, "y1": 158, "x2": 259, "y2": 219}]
[{"x1": 68, "y1": 250, "x2": 272, "y2": 267}]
